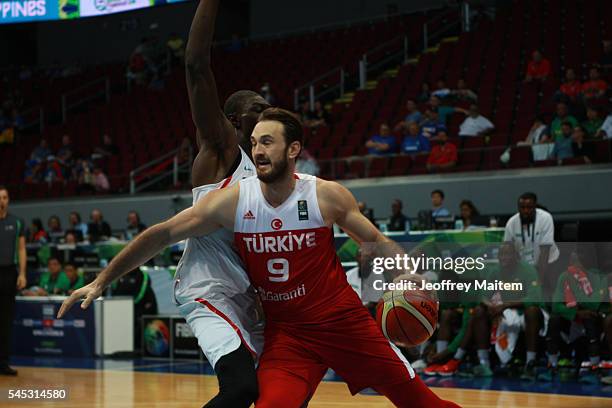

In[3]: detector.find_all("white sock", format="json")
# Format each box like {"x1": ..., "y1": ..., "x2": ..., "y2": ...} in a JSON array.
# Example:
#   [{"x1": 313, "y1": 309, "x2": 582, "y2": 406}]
[
  {"x1": 526, "y1": 351, "x2": 537, "y2": 364},
  {"x1": 477, "y1": 349, "x2": 490, "y2": 368},
  {"x1": 436, "y1": 340, "x2": 448, "y2": 353},
  {"x1": 454, "y1": 348, "x2": 466, "y2": 361}
]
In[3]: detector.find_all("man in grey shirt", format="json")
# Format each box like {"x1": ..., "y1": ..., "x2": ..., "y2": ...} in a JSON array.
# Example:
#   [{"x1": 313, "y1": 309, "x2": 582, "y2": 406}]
[{"x1": 0, "y1": 186, "x2": 27, "y2": 376}]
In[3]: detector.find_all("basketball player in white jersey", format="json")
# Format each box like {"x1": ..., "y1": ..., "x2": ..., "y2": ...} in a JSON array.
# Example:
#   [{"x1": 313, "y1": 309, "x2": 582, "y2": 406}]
[
  {"x1": 59, "y1": 108, "x2": 458, "y2": 407},
  {"x1": 161, "y1": 0, "x2": 268, "y2": 405}
]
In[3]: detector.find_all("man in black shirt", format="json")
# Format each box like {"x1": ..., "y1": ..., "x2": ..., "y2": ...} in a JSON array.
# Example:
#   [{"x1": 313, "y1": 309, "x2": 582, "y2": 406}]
[
  {"x1": 87, "y1": 209, "x2": 112, "y2": 242},
  {"x1": 0, "y1": 186, "x2": 26, "y2": 375},
  {"x1": 388, "y1": 199, "x2": 409, "y2": 231}
]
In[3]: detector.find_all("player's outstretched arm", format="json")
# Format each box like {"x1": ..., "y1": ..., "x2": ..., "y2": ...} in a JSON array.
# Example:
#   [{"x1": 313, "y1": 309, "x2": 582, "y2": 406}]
[
  {"x1": 57, "y1": 186, "x2": 238, "y2": 318},
  {"x1": 185, "y1": 0, "x2": 237, "y2": 178}
]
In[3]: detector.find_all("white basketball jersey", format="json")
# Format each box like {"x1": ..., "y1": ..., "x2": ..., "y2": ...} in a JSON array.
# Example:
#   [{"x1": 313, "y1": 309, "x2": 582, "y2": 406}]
[{"x1": 173, "y1": 147, "x2": 255, "y2": 304}]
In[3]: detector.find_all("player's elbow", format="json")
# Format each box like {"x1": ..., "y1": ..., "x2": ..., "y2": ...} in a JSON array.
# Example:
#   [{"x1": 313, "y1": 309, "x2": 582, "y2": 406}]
[{"x1": 185, "y1": 51, "x2": 210, "y2": 75}]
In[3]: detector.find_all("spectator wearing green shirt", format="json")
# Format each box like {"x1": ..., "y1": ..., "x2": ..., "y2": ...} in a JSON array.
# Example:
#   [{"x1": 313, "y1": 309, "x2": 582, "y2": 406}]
[
  {"x1": 550, "y1": 102, "x2": 578, "y2": 141},
  {"x1": 582, "y1": 107, "x2": 604, "y2": 138},
  {"x1": 428, "y1": 95, "x2": 459, "y2": 125},
  {"x1": 473, "y1": 243, "x2": 545, "y2": 379},
  {"x1": 24, "y1": 257, "x2": 71, "y2": 296},
  {"x1": 541, "y1": 252, "x2": 606, "y2": 382},
  {"x1": 63, "y1": 262, "x2": 84, "y2": 295}
]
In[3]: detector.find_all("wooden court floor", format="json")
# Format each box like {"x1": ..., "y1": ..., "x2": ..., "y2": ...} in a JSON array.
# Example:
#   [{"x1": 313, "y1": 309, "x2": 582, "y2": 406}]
[{"x1": 1, "y1": 367, "x2": 611, "y2": 408}]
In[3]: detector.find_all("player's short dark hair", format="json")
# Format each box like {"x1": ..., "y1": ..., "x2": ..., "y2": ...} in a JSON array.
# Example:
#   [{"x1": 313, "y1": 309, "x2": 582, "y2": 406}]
[
  {"x1": 519, "y1": 192, "x2": 538, "y2": 203},
  {"x1": 0, "y1": 185, "x2": 8, "y2": 195},
  {"x1": 223, "y1": 90, "x2": 262, "y2": 116},
  {"x1": 431, "y1": 189, "x2": 445, "y2": 199},
  {"x1": 258, "y1": 107, "x2": 304, "y2": 153}
]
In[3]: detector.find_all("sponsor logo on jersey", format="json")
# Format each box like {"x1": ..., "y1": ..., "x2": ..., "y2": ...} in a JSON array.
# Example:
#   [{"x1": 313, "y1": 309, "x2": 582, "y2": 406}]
[
  {"x1": 298, "y1": 200, "x2": 309, "y2": 221},
  {"x1": 258, "y1": 284, "x2": 306, "y2": 302},
  {"x1": 243, "y1": 210, "x2": 255, "y2": 220},
  {"x1": 271, "y1": 218, "x2": 283, "y2": 230},
  {"x1": 242, "y1": 231, "x2": 316, "y2": 253}
]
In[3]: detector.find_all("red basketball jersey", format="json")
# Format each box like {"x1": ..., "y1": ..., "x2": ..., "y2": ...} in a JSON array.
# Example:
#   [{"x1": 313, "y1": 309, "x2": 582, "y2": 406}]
[{"x1": 234, "y1": 174, "x2": 359, "y2": 324}]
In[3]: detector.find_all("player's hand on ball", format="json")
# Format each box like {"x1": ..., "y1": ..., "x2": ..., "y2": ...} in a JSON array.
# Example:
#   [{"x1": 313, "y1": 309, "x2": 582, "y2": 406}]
[{"x1": 57, "y1": 281, "x2": 104, "y2": 318}]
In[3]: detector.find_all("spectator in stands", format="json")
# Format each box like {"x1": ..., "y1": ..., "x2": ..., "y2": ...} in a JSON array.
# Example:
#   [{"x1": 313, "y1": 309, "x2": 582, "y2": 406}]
[
  {"x1": 552, "y1": 122, "x2": 575, "y2": 161},
  {"x1": 401, "y1": 121, "x2": 430, "y2": 154},
  {"x1": 62, "y1": 262, "x2": 84, "y2": 295},
  {"x1": 299, "y1": 101, "x2": 314, "y2": 127},
  {"x1": 67, "y1": 211, "x2": 87, "y2": 241},
  {"x1": 524, "y1": 50, "x2": 551, "y2": 82},
  {"x1": 93, "y1": 167, "x2": 110, "y2": 192},
  {"x1": 430, "y1": 189, "x2": 451, "y2": 217},
  {"x1": 457, "y1": 104, "x2": 495, "y2": 138},
  {"x1": 260, "y1": 83, "x2": 275, "y2": 105},
  {"x1": 417, "y1": 82, "x2": 431, "y2": 103},
  {"x1": 455, "y1": 200, "x2": 481, "y2": 230},
  {"x1": 87, "y1": 209, "x2": 111, "y2": 242},
  {"x1": 30, "y1": 139, "x2": 51, "y2": 162},
  {"x1": 24, "y1": 139, "x2": 51, "y2": 183},
  {"x1": 74, "y1": 159, "x2": 95, "y2": 192},
  {"x1": 601, "y1": 40, "x2": 612, "y2": 72},
  {"x1": 404, "y1": 99, "x2": 422, "y2": 123},
  {"x1": 166, "y1": 32, "x2": 185, "y2": 65},
  {"x1": 581, "y1": 67, "x2": 608, "y2": 101},
  {"x1": 23, "y1": 257, "x2": 69, "y2": 296},
  {"x1": 357, "y1": 201, "x2": 376, "y2": 225},
  {"x1": 431, "y1": 78, "x2": 451, "y2": 100},
  {"x1": 125, "y1": 211, "x2": 147, "y2": 240},
  {"x1": 394, "y1": 100, "x2": 423, "y2": 134},
  {"x1": 518, "y1": 116, "x2": 550, "y2": 145},
  {"x1": 296, "y1": 149, "x2": 320, "y2": 176},
  {"x1": 428, "y1": 96, "x2": 457, "y2": 125},
  {"x1": 64, "y1": 231, "x2": 78, "y2": 245},
  {"x1": 420, "y1": 108, "x2": 447, "y2": 139},
  {"x1": 451, "y1": 78, "x2": 478, "y2": 102},
  {"x1": 365, "y1": 123, "x2": 397, "y2": 156},
  {"x1": 47, "y1": 215, "x2": 64, "y2": 243},
  {"x1": 92, "y1": 134, "x2": 119, "y2": 159},
  {"x1": 56, "y1": 134, "x2": 74, "y2": 180},
  {"x1": 556, "y1": 68, "x2": 582, "y2": 103},
  {"x1": 309, "y1": 101, "x2": 330, "y2": 128},
  {"x1": 571, "y1": 126, "x2": 594, "y2": 163},
  {"x1": 551, "y1": 102, "x2": 578, "y2": 141},
  {"x1": 387, "y1": 199, "x2": 409, "y2": 232},
  {"x1": 27, "y1": 218, "x2": 47, "y2": 243},
  {"x1": 503, "y1": 192, "x2": 559, "y2": 293},
  {"x1": 583, "y1": 106, "x2": 604, "y2": 137},
  {"x1": 597, "y1": 112, "x2": 612, "y2": 138},
  {"x1": 426, "y1": 130, "x2": 457, "y2": 172}
]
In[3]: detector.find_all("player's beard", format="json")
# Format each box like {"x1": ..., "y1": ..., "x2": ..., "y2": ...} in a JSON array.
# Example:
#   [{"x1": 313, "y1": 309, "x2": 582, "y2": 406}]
[{"x1": 257, "y1": 154, "x2": 289, "y2": 184}]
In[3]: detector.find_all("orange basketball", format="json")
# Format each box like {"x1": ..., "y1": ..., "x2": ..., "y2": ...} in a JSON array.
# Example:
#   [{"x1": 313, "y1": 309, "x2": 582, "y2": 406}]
[{"x1": 376, "y1": 289, "x2": 438, "y2": 348}]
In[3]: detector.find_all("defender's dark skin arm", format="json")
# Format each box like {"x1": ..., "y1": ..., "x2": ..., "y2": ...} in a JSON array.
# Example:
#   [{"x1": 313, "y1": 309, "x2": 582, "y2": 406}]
[{"x1": 185, "y1": 0, "x2": 238, "y2": 186}]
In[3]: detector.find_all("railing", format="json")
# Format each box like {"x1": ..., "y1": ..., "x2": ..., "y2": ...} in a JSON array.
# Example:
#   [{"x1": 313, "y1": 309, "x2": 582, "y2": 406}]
[
  {"x1": 422, "y1": 8, "x2": 462, "y2": 51},
  {"x1": 359, "y1": 34, "x2": 410, "y2": 89},
  {"x1": 129, "y1": 145, "x2": 193, "y2": 194},
  {"x1": 294, "y1": 67, "x2": 347, "y2": 110},
  {"x1": 293, "y1": 6, "x2": 462, "y2": 109},
  {"x1": 61, "y1": 77, "x2": 110, "y2": 123}
]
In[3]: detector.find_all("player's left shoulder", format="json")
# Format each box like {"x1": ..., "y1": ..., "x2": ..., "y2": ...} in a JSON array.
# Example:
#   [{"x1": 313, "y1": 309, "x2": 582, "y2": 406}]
[{"x1": 315, "y1": 177, "x2": 349, "y2": 201}]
